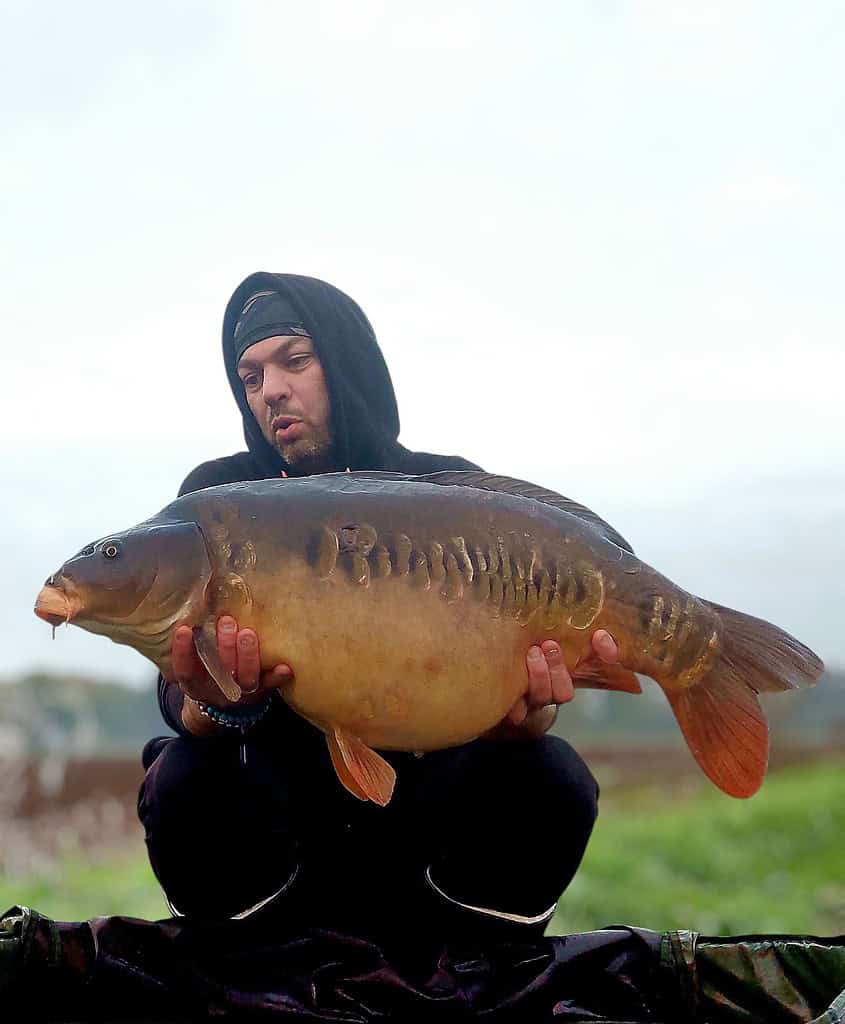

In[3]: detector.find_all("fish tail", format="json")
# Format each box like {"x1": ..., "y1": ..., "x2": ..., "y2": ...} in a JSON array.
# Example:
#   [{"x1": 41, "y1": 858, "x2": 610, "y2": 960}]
[{"x1": 666, "y1": 602, "x2": 823, "y2": 799}]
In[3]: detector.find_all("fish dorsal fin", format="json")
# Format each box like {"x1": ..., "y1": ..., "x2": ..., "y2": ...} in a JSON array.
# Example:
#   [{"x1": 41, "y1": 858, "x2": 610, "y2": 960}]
[
  {"x1": 385, "y1": 470, "x2": 634, "y2": 554},
  {"x1": 333, "y1": 470, "x2": 633, "y2": 553}
]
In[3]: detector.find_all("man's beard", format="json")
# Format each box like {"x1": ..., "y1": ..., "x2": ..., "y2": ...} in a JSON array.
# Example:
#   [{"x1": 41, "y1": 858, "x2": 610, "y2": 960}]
[{"x1": 275, "y1": 433, "x2": 337, "y2": 475}]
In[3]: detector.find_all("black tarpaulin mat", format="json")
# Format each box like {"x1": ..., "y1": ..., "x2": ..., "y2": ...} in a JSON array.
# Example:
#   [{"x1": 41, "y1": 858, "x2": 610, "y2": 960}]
[
  {"x1": 0, "y1": 907, "x2": 676, "y2": 1022},
  {"x1": 2, "y1": 906, "x2": 844, "y2": 1023}
]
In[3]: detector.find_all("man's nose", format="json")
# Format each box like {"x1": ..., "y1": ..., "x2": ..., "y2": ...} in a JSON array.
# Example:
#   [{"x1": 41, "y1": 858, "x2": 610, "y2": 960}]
[{"x1": 262, "y1": 367, "x2": 292, "y2": 405}]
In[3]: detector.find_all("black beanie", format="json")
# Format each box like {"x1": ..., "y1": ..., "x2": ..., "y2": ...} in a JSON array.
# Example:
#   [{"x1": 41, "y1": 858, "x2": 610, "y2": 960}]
[{"x1": 232, "y1": 290, "x2": 308, "y2": 365}]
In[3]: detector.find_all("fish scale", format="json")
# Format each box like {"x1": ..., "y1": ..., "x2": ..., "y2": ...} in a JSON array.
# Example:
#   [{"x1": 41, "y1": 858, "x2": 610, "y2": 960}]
[{"x1": 317, "y1": 521, "x2": 604, "y2": 626}]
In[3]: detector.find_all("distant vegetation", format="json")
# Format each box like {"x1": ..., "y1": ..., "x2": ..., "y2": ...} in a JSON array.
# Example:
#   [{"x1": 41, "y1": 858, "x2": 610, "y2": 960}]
[{"x1": 0, "y1": 671, "x2": 166, "y2": 756}]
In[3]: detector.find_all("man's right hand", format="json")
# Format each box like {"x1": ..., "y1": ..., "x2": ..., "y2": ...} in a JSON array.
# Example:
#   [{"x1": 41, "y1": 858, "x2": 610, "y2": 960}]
[{"x1": 167, "y1": 616, "x2": 293, "y2": 735}]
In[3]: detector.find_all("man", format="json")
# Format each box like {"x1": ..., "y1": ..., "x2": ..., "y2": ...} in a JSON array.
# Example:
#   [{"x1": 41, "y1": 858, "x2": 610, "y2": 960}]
[{"x1": 138, "y1": 273, "x2": 618, "y2": 948}]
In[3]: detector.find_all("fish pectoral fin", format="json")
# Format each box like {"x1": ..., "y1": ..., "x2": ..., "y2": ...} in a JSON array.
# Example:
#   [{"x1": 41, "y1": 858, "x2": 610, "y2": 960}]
[
  {"x1": 572, "y1": 661, "x2": 642, "y2": 694},
  {"x1": 192, "y1": 623, "x2": 242, "y2": 703},
  {"x1": 326, "y1": 728, "x2": 396, "y2": 807}
]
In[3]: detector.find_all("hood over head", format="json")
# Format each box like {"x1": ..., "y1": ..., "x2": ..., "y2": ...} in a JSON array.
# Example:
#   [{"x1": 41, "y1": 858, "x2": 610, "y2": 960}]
[{"x1": 223, "y1": 273, "x2": 401, "y2": 477}]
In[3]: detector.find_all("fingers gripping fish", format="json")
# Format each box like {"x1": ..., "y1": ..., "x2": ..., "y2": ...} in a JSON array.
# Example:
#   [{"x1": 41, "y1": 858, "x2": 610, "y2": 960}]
[{"x1": 34, "y1": 472, "x2": 824, "y2": 805}]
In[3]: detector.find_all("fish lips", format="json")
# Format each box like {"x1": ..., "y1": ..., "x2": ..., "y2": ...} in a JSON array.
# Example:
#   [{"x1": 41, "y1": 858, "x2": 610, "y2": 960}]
[{"x1": 34, "y1": 577, "x2": 83, "y2": 627}]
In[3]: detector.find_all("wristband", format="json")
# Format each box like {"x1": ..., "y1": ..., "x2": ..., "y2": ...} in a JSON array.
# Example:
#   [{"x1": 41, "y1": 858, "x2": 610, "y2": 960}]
[{"x1": 189, "y1": 695, "x2": 274, "y2": 730}]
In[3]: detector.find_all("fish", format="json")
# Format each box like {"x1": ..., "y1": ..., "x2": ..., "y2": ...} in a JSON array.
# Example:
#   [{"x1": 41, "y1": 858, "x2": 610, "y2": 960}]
[{"x1": 34, "y1": 471, "x2": 824, "y2": 805}]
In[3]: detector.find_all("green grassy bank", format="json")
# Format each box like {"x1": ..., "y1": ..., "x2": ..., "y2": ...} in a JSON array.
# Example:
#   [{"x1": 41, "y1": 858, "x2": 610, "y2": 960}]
[
  {"x1": 1, "y1": 759, "x2": 842, "y2": 935},
  {"x1": 552, "y1": 758, "x2": 845, "y2": 936}
]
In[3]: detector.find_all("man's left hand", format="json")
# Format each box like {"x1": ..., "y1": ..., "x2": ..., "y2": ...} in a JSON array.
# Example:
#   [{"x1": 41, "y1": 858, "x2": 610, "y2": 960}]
[{"x1": 480, "y1": 630, "x2": 619, "y2": 742}]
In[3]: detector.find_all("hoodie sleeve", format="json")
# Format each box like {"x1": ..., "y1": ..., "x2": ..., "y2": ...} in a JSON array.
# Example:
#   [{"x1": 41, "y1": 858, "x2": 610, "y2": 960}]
[
  {"x1": 178, "y1": 453, "x2": 265, "y2": 497},
  {"x1": 157, "y1": 674, "x2": 187, "y2": 735},
  {"x1": 388, "y1": 447, "x2": 484, "y2": 474}
]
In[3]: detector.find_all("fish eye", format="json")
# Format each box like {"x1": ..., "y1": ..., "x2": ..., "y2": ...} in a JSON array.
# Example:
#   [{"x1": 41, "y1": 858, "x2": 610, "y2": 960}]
[{"x1": 102, "y1": 541, "x2": 121, "y2": 560}]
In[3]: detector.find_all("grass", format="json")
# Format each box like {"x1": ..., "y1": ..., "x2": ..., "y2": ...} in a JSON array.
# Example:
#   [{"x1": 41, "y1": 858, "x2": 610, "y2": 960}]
[
  {"x1": 551, "y1": 758, "x2": 845, "y2": 936},
  {"x1": 1, "y1": 759, "x2": 842, "y2": 936},
  {"x1": 0, "y1": 852, "x2": 167, "y2": 923}
]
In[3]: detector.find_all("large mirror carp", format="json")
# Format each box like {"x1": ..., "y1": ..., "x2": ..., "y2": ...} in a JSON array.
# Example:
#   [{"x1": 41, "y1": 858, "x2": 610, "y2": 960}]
[{"x1": 34, "y1": 471, "x2": 823, "y2": 805}]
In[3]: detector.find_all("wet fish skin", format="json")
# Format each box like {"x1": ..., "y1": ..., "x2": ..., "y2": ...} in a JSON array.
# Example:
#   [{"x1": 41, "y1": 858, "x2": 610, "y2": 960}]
[
  {"x1": 34, "y1": 520, "x2": 212, "y2": 674},
  {"x1": 34, "y1": 471, "x2": 824, "y2": 805}
]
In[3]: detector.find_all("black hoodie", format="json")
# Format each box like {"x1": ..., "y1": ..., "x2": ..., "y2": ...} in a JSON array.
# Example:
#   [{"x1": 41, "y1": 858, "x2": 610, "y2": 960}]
[
  {"x1": 178, "y1": 272, "x2": 481, "y2": 497},
  {"x1": 159, "y1": 273, "x2": 481, "y2": 732}
]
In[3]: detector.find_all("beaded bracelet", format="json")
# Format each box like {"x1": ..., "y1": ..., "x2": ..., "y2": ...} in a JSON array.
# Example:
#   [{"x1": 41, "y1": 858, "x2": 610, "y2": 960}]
[{"x1": 190, "y1": 695, "x2": 274, "y2": 730}]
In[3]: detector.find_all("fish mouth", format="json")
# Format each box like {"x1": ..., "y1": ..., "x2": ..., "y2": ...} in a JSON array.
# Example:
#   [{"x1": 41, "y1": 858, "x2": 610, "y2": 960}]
[{"x1": 34, "y1": 579, "x2": 83, "y2": 627}]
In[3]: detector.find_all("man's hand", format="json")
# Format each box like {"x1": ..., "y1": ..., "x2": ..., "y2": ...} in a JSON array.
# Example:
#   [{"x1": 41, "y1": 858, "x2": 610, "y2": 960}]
[
  {"x1": 481, "y1": 630, "x2": 619, "y2": 742},
  {"x1": 167, "y1": 616, "x2": 293, "y2": 735}
]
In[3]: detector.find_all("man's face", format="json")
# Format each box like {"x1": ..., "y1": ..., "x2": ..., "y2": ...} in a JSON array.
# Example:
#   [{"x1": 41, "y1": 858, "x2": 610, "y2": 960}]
[{"x1": 237, "y1": 334, "x2": 336, "y2": 474}]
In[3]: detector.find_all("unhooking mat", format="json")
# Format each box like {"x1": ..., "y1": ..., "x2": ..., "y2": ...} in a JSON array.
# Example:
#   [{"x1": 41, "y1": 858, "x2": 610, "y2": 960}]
[{"x1": 1, "y1": 905, "x2": 844, "y2": 1022}]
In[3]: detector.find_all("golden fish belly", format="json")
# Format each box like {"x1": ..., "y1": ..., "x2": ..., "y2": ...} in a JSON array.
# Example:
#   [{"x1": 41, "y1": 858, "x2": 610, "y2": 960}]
[
  {"x1": 245, "y1": 561, "x2": 537, "y2": 750},
  {"x1": 201, "y1": 497, "x2": 622, "y2": 750}
]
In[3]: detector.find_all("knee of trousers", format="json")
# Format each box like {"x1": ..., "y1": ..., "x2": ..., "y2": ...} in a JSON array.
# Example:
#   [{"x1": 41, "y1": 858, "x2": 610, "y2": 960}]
[
  {"x1": 536, "y1": 734, "x2": 600, "y2": 823},
  {"x1": 137, "y1": 735, "x2": 264, "y2": 835},
  {"x1": 137, "y1": 737, "x2": 299, "y2": 921},
  {"x1": 457, "y1": 734, "x2": 599, "y2": 829},
  {"x1": 141, "y1": 736, "x2": 171, "y2": 772}
]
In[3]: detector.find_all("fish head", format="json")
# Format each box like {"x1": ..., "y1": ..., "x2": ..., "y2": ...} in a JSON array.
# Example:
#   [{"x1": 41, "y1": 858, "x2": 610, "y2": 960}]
[{"x1": 34, "y1": 519, "x2": 213, "y2": 672}]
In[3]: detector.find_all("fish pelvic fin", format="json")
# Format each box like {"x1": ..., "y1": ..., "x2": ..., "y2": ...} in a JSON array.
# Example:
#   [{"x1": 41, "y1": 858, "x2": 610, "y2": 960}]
[
  {"x1": 667, "y1": 605, "x2": 823, "y2": 799},
  {"x1": 326, "y1": 728, "x2": 396, "y2": 807},
  {"x1": 571, "y1": 661, "x2": 642, "y2": 694},
  {"x1": 193, "y1": 623, "x2": 243, "y2": 703},
  {"x1": 326, "y1": 732, "x2": 369, "y2": 801}
]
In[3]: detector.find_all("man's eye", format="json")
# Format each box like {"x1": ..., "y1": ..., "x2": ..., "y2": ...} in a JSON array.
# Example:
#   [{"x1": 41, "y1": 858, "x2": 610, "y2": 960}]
[
  {"x1": 241, "y1": 373, "x2": 261, "y2": 391},
  {"x1": 288, "y1": 354, "x2": 313, "y2": 370}
]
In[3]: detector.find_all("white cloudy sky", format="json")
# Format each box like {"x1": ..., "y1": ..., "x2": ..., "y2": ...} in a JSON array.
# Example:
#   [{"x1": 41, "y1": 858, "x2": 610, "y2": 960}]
[{"x1": 2, "y1": 1, "x2": 843, "y2": 686}]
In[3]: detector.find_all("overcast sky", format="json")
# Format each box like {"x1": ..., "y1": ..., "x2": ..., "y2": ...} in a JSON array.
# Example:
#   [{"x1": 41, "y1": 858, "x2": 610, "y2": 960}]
[{"x1": 2, "y1": 1, "x2": 843, "y2": 688}]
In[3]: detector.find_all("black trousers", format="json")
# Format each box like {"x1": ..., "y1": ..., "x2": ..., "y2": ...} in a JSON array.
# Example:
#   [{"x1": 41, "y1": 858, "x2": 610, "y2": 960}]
[{"x1": 138, "y1": 727, "x2": 598, "y2": 945}]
